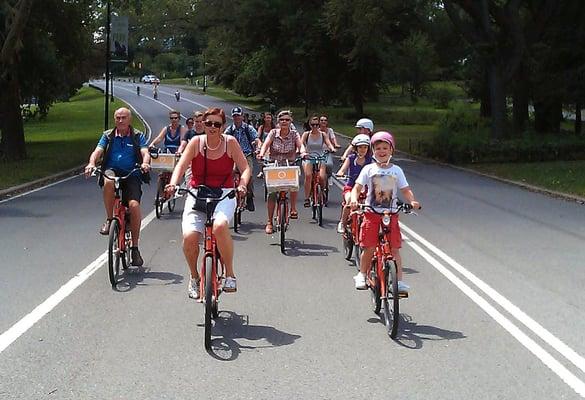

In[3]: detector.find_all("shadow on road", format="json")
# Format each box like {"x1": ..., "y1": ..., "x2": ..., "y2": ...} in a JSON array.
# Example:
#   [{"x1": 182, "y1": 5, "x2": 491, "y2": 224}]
[
  {"x1": 279, "y1": 239, "x2": 339, "y2": 257},
  {"x1": 367, "y1": 313, "x2": 465, "y2": 349},
  {"x1": 205, "y1": 311, "x2": 301, "y2": 361},
  {"x1": 113, "y1": 267, "x2": 184, "y2": 292}
]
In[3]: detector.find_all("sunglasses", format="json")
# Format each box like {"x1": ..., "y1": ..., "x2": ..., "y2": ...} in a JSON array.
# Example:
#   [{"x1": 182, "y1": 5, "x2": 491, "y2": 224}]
[
  {"x1": 204, "y1": 121, "x2": 222, "y2": 128},
  {"x1": 310, "y1": 123, "x2": 319, "y2": 127},
  {"x1": 279, "y1": 118, "x2": 291, "y2": 122},
  {"x1": 170, "y1": 116, "x2": 179, "y2": 120}
]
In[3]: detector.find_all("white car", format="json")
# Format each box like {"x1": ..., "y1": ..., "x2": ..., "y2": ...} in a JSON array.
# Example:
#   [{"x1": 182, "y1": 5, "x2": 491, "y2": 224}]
[{"x1": 141, "y1": 75, "x2": 160, "y2": 84}]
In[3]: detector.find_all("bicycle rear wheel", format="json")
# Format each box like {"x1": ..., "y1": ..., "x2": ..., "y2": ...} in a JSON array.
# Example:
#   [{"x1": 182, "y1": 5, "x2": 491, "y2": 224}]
[
  {"x1": 107, "y1": 219, "x2": 121, "y2": 287},
  {"x1": 168, "y1": 198, "x2": 176, "y2": 212},
  {"x1": 382, "y1": 260, "x2": 400, "y2": 338},
  {"x1": 342, "y1": 226, "x2": 353, "y2": 261},
  {"x1": 204, "y1": 256, "x2": 214, "y2": 350},
  {"x1": 155, "y1": 179, "x2": 164, "y2": 219},
  {"x1": 279, "y1": 200, "x2": 287, "y2": 254},
  {"x1": 121, "y1": 230, "x2": 131, "y2": 270}
]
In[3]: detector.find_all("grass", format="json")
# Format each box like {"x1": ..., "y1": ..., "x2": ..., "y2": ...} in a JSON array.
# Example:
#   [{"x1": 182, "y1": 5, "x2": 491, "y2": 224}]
[
  {"x1": 466, "y1": 161, "x2": 585, "y2": 198},
  {"x1": 0, "y1": 86, "x2": 145, "y2": 190}
]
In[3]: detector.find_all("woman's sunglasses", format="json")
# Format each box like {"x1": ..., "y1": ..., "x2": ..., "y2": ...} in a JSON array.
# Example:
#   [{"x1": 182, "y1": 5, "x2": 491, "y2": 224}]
[
  {"x1": 310, "y1": 123, "x2": 319, "y2": 127},
  {"x1": 204, "y1": 121, "x2": 222, "y2": 128}
]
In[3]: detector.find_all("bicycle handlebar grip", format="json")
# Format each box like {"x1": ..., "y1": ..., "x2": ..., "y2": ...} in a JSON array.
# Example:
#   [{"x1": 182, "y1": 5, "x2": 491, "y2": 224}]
[{"x1": 148, "y1": 148, "x2": 159, "y2": 159}]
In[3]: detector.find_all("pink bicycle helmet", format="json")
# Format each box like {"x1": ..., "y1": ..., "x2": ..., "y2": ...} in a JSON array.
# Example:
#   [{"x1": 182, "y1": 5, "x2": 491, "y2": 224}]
[{"x1": 370, "y1": 131, "x2": 395, "y2": 150}]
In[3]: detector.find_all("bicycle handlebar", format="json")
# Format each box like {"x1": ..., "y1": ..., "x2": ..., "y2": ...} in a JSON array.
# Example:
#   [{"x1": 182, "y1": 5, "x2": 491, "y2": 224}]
[
  {"x1": 177, "y1": 185, "x2": 236, "y2": 202},
  {"x1": 92, "y1": 166, "x2": 142, "y2": 181},
  {"x1": 355, "y1": 201, "x2": 419, "y2": 215},
  {"x1": 262, "y1": 156, "x2": 303, "y2": 167}
]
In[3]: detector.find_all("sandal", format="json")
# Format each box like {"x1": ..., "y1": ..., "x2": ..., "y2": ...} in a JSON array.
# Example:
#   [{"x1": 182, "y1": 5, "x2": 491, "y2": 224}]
[
  {"x1": 290, "y1": 210, "x2": 298, "y2": 219},
  {"x1": 265, "y1": 221, "x2": 273, "y2": 234},
  {"x1": 303, "y1": 198, "x2": 311, "y2": 208}
]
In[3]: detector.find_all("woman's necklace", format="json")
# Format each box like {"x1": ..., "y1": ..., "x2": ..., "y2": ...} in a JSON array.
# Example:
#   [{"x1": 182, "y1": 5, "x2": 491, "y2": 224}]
[{"x1": 206, "y1": 135, "x2": 222, "y2": 151}]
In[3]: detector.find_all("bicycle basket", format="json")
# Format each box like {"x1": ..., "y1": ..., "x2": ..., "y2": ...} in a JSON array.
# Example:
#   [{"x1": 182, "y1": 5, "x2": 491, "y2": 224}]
[
  {"x1": 150, "y1": 153, "x2": 177, "y2": 171},
  {"x1": 264, "y1": 165, "x2": 300, "y2": 192}
]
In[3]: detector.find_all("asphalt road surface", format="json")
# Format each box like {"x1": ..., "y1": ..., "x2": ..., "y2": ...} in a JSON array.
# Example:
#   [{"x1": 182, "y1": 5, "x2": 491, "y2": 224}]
[{"x1": 1, "y1": 80, "x2": 585, "y2": 399}]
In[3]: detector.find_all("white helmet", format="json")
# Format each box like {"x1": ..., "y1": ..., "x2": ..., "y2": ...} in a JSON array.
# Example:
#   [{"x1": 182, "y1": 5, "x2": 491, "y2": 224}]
[
  {"x1": 351, "y1": 134, "x2": 371, "y2": 147},
  {"x1": 355, "y1": 118, "x2": 374, "y2": 132}
]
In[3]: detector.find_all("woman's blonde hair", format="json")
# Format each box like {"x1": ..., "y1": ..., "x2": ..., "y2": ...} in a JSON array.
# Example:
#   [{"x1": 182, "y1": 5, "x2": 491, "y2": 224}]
[{"x1": 277, "y1": 110, "x2": 292, "y2": 119}]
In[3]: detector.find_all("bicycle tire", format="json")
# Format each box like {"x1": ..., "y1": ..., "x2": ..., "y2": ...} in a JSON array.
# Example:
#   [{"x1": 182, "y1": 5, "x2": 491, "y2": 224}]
[
  {"x1": 155, "y1": 179, "x2": 164, "y2": 219},
  {"x1": 279, "y1": 200, "x2": 287, "y2": 254},
  {"x1": 204, "y1": 256, "x2": 214, "y2": 350},
  {"x1": 121, "y1": 230, "x2": 131, "y2": 270},
  {"x1": 343, "y1": 228, "x2": 354, "y2": 261},
  {"x1": 168, "y1": 198, "x2": 176, "y2": 212},
  {"x1": 370, "y1": 264, "x2": 381, "y2": 314},
  {"x1": 316, "y1": 184, "x2": 323, "y2": 226},
  {"x1": 107, "y1": 219, "x2": 121, "y2": 287},
  {"x1": 264, "y1": 183, "x2": 268, "y2": 202},
  {"x1": 382, "y1": 260, "x2": 400, "y2": 338},
  {"x1": 233, "y1": 208, "x2": 240, "y2": 232},
  {"x1": 353, "y1": 245, "x2": 362, "y2": 270}
]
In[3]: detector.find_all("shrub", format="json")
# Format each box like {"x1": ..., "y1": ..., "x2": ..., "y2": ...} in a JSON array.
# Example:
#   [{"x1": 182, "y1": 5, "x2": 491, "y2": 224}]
[{"x1": 430, "y1": 87, "x2": 457, "y2": 109}]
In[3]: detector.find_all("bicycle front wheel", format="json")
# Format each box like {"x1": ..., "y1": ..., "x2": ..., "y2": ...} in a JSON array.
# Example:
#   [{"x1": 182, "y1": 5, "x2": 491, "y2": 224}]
[
  {"x1": 155, "y1": 179, "x2": 164, "y2": 219},
  {"x1": 168, "y1": 198, "x2": 176, "y2": 212},
  {"x1": 370, "y1": 263, "x2": 381, "y2": 314},
  {"x1": 342, "y1": 227, "x2": 353, "y2": 261},
  {"x1": 107, "y1": 219, "x2": 121, "y2": 287},
  {"x1": 382, "y1": 260, "x2": 400, "y2": 338},
  {"x1": 279, "y1": 200, "x2": 287, "y2": 254},
  {"x1": 204, "y1": 256, "x2": 214, "y2": 350}
]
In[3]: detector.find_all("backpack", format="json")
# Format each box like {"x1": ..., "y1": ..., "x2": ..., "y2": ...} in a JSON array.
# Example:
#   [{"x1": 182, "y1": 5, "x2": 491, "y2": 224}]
[{"x1": 99, "y1": 126, "x2": 150, "y2": 185}]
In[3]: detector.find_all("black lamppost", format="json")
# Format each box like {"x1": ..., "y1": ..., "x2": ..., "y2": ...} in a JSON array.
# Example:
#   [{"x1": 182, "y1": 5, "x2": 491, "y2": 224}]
[{"x1": 104, "y1": 0, "x2": 111, "y2": 130}]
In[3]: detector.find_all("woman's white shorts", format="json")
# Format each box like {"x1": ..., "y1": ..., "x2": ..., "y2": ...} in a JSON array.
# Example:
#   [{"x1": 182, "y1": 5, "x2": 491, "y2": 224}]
[{"x1": 182, "y1": 189, "x2": 236, "y2": 235}]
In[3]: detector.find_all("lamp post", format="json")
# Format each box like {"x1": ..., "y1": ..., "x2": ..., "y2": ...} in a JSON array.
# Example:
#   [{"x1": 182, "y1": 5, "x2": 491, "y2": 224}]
[{"x1": 104, "y1": 0, "x2": 111, "y2": 130}]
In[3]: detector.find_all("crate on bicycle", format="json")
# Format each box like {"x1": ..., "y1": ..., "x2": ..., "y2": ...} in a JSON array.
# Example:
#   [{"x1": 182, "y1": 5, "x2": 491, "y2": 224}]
[
  {"x1": 150, "y1": 153, "x2": 177, "y2": 171},
  {"x1": 264, "y1": 165, "x2": 300, "y2": 192}
]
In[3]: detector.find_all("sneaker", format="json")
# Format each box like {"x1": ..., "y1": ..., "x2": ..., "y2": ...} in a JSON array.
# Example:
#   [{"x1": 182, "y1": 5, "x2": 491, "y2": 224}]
[
  {"x1": 99, "y1": 219, "x2": 112, "y2": 235},
  {"x1": 224, "y1": 276, "x2": 237, "y2": 292},
  {"x1": 246, "y1": 196, "x2": 255, "y2": 212},
  {"x1": 188, "y1": 277, "x2": 200, "y2": 299},
  {"x1": 397, "y1": 280, "x2": 410, "y2": 294},
  {"x1": 354, "y1": 272, "x2": 367, "y2": 290},
  {"x1": 337, "y1": 221, "x2": 345, "y2": 234},
  {"x1": 130, "y1": 247, "x2": 144, "y2": 267}
]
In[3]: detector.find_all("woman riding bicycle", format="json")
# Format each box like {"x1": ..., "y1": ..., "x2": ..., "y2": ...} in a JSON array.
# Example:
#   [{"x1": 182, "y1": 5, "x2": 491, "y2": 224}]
[
  {"x1": 257, "y1": 110, "x2": 306, "y2": 234},
  {"x1": 350, "y1": 131, "x2": 420, "y2": 294},
  {"x1": 166, "y1": 107, "x2": 250, "y2": 298},
  {"x1": 300, "y1": 115, "x2": 336, "y2": 208},
  {"x1": 335, "y1": 134, "x2": 372, "y2": 233},
  {"x1": 149, "y1": 110, "x2": 186, "y2": 154}
]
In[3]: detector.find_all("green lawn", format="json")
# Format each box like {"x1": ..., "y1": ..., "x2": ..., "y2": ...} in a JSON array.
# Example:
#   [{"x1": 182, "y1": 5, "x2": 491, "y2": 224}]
[
  {"x1": 466, "y1": 161, "x2": 585, "y2": 198},
  {"x1": 0, "y1": 87, "x2": 145, "y2": 190}
]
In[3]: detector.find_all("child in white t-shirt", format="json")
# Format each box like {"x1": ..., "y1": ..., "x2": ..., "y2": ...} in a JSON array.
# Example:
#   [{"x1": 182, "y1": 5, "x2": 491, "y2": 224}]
[{"x1": 350, "y1": 131, "x2": 420, "y2": 294}]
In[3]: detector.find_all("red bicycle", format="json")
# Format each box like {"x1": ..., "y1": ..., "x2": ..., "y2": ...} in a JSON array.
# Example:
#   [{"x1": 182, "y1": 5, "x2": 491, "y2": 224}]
[
  {"x1": 338, "y1": 178, "x2": 366, "y2": 269},
  {"x1": 305, "y1": 152, "x2": 329, "y2": 227},
  {"x1": 149, "y1": 148, "x2": 179, "y2": 219},
  {"x1": 179, "y1": 185, "x2": 236, "y2": 350},
  {"x1": 93, "y1": 167, "x2": 142, "y2": 287},
  {"x1": 354, "y1": 201, "x2": 414, "y2": 338}
]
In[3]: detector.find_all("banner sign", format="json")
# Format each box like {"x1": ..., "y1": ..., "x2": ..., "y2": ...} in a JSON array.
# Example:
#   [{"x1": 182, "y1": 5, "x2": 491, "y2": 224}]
[{"x1": 110, "y1": 15, "x2": 128, "y2": 61}]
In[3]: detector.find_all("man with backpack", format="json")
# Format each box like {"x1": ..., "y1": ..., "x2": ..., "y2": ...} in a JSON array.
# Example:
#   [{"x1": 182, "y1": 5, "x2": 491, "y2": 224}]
[
  {"x1": 84, "y1": 107, "x2": 151, "y2": 266},
  {"x1": 224, "y1": 106, "x2": 261, "y2": 212}
]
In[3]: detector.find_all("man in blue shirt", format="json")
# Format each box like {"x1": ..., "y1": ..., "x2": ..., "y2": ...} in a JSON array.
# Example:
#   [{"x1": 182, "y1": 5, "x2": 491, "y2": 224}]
[
  {"x1": 225, "y1": 106, "x2": 261, "y2": 211},
  {"x1": 84, "y1": 107, "x2": 151, "y2": 266}
]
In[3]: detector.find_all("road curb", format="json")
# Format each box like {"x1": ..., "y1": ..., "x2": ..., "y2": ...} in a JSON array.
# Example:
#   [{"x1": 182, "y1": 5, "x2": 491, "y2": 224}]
[{"x1": 334, "y1": 131, "x2": 585, "y2": 205}]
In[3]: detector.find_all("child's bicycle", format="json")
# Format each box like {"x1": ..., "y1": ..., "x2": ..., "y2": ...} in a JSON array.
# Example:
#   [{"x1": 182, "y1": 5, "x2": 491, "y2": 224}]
[
  {"x1": 353, "y1": 201, "x2": 415, "y2": 339},
  {"x1": 92, "y1": 166, "x2": 142, "y2": 287},
  {"x1": 178, "y1": 185, "x2": 236, "y2": 350},
  {"x1": 337, "y1": 176, "x2": 366, "y2": 268},
  {"x1": 149, "y1": 148, "x2": 180, "y2": 219},
  {"x1": 305, "y1": 152, "x2": 329, "y2": 227},
  {"x1": 263, "y1": 157, "x2": 301, "y2": 254}
]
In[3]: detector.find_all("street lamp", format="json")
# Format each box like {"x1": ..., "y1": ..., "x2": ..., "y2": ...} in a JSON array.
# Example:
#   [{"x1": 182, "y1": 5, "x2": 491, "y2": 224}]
[{"x1": 104, "y1": 0, "x2": 111, "y2": 130}]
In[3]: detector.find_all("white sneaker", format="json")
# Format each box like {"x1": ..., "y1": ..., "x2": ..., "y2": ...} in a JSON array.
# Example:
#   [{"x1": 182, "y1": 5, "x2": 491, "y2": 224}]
[
  {"x1": 354, "y1": 273, "x2": 367, "y2": 290},
  {"x1": 337, "y1": 221, "x2": 345, "y2": 234},
  {"x1": 397, "y1": 280, "x2": 410, "y2": 294},
  {"x1": 188, "y1": 277, "x2": 200, "y2": 299},
  {"x1": 224, "y1": 276, "x2": 237, "y2": 292}
]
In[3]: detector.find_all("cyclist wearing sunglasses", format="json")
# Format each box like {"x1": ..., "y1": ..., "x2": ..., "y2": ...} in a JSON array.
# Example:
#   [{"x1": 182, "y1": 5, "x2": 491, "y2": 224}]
[
  {"x1": 149, "y1": 110, "x2": 187, "y2": 154},
  {"x1": 257, "y1": 110, "x2": 306, "y2": 234},
  {"x1": 300, "y1": 115, "x2": 336, "y2": 208},
  {"x1": 166, "y1": 107, "x2": 251, "y2": 298}
]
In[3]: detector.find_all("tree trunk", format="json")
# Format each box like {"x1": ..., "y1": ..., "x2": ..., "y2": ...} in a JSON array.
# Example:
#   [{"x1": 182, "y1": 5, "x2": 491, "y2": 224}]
[
  {"x1": 0, "y1": 70, "x2": 27, "y2": 160},
  {"x1": 512, "y1": 64, "x2": 529, "y2": 136},
  {"x1": 575, "y1": 101, "x2": 582, "y2": 135},
  {"x1": 487, "y1": 62, "x2": 507, "y2": 139},
  {"x1": 479, "y1": 69, "x2": 491, "y2": 118},
  {"x1": 534, "y1": 98, "x2": 562, "y2": 134}
]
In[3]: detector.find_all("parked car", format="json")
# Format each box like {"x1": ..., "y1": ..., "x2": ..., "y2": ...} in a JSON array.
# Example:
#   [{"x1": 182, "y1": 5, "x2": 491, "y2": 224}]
[{"x1": 141, "y1": 75, "x2": 160, "y2": 84}]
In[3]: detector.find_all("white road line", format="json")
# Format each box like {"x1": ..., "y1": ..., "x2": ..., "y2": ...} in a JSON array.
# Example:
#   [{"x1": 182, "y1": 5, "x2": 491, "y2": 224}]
[
  {"x1": 0, "y1": 209, "x2": 156, "y2": 354},
  {"x1": 330, "y1": 175, "x2": 585, "y2": 396},
  {"x1": 0, "y1": 174, "x2": 81, "y2": 205},
  {"x1": 403, "y1": 235, "x2": 585, "y2": 398},
  {"x1": 400, "y1": 222, "x2": 585, "y2": 374}
]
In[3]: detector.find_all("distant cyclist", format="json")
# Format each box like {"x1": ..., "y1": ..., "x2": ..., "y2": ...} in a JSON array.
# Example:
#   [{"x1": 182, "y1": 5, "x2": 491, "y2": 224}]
[
  {"x1": 136, "y1": 86, "x2": 140, "y2": 96},
  {"x1": 175, "y1": 90, "x2": 181, "y2": 102},
  {"x1": 149, "y1": 110, "x2": 186, "y2": 154},
  {"x1": 153, "y1": 84, "x2": 159, "y2": 100}
]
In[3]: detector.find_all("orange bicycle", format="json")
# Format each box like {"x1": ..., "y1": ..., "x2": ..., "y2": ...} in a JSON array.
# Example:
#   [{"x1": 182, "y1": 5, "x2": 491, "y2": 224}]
[
  {"x1": 179, "y1": 185, "x2": 236, "y2": 350},
  {"x1": 305, "y1": 152, "x2": 329, "y2": 227},
  {"x1": 353, "y1": 201, "x2": 414, "y2": 338},
  {"x1": 93, "y1": 166, "x2": 142, "y2": 287},
  {"x1": 149, "y1": 148, "x2": 179, "y2": 219}
]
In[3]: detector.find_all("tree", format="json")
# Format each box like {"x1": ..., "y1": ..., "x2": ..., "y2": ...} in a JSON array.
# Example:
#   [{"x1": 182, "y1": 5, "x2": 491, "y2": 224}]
[{"x1": 395, "y1": 31, "x2": 439, "y2": 102}]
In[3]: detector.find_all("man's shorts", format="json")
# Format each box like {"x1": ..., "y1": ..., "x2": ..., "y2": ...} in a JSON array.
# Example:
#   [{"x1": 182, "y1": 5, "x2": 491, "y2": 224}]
[
  {"x1": 359, "y1": 212, "x2": 402, "y2": 249},
  {"x1": 104, "y1": 169, "x2": 142, "y2": 205},
  {"x1": 182, "y1": 189, "x2": 236, "y2": 235}
]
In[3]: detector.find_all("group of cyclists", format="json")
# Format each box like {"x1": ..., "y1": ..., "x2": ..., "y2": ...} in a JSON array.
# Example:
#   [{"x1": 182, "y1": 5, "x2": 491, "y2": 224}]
[{"x1": 84, "y1": 103, "x2": 421, "y2": 300}]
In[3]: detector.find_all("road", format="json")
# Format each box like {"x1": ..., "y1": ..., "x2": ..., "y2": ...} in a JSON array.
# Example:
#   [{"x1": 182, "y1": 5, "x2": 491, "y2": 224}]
[{"x1": 1, "y1": 80, "x2": 585, "y2": 399}]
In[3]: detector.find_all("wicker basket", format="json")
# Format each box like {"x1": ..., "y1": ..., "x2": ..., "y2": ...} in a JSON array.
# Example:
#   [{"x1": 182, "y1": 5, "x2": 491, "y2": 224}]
[
  {"x1": 264, "y1": 165, "x2": 300, "y2": 192},
  {"x1": 150, "y1": 154, "x2": 177, "y2": 171}
]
